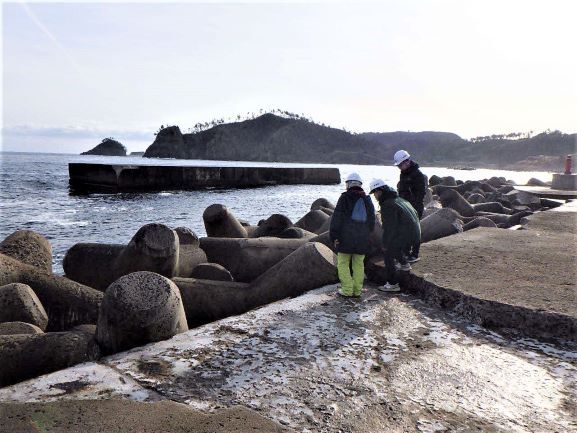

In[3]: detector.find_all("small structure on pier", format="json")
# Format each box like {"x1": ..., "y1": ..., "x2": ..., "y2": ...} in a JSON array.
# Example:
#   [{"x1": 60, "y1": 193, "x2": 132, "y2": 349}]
[{"x1": 551, "y1": 155, "x2": 577, "y2": 190}]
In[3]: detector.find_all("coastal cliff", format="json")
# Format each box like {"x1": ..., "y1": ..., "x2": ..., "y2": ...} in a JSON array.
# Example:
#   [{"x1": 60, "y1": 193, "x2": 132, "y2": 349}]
[{"x1": 144, "y1": 114, "x2": 386, "y2": 164}]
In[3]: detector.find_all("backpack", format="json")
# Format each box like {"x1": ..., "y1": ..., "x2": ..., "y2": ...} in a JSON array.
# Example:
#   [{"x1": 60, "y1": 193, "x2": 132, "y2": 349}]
[{"x1": 351, "y1": 197, "x2": 368, "y2": 223}]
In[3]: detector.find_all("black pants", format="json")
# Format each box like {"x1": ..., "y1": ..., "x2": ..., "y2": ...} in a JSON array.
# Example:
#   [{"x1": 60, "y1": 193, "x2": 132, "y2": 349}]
[
  {"x1": 409, "y1": 239, "x2": 420, "y2": 258},
  {"x1": 383, "y1": 246, "x2": 405, "y2": 284}
]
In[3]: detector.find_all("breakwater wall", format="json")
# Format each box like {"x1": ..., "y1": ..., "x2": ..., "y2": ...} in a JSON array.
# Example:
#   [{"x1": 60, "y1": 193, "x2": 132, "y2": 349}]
[{"x1": 69, "y1": 163, "x2": 341, "y2": 193}]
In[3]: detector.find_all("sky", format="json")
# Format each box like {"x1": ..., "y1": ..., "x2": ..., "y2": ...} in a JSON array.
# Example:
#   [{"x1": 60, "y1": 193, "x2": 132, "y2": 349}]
[{"x1": 2, "y1": 0, "x2": 576, "y2": 153}]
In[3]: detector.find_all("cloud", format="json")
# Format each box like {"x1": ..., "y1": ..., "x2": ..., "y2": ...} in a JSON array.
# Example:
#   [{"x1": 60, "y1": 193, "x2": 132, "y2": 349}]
[
  {"x1": 2, "y1": 124, "x2": 153, "y2": 141},
  {"x1": 18, "y1": 1, "x2": 84, "y2": 75}
]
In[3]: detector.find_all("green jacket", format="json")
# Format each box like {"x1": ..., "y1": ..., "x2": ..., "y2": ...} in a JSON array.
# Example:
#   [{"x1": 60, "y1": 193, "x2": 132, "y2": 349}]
[{"x1": 378, "y1": 187, "x2": 421, "y2": 249}]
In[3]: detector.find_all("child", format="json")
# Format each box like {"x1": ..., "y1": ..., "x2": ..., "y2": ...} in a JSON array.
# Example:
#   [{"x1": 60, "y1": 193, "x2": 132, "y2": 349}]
[{"x1": 329, "y1": 172, "x2": 375, "y2": 298}]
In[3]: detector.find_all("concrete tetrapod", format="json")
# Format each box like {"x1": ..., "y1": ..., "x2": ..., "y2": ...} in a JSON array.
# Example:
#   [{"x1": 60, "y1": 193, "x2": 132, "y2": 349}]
[
  {"x1": 433, "y1": 181, "x2": 484, "y2": 196},
  {"x1": 203, "y1": 204, "x2": 248, "y2": 238},
  {"x1": 364, "y1": 256, "x2": 388, "y2": 285},
  {"x1": 174, "y1": 227, "x2": 200, "y2": 248},
  {"x1": 438, "y1": 189, "x2": 476, "y2": 217},
  {"x1": 467, "y1": 193, "x2": 486, "y2": 204},
  {"x1": 63, "y1": 243, "x2": 125, "y2": 290},
  {"x1": 294, "y1": 210, "x2": 330, "y2": 233},
  {"x1": 172, "y1": 278, "x2": 251, "y2": 327},
  {"x1": 0, "y1": 230, "x2": 53, "y2": 273},
  {"x1": 0, "y1": 327, "x2": 100, "y2": 387},
  {"x1": 309, "y1": 231, "x2": 333, "y2": 250},
  {"x1": 472, "y1": 210, "x2": 533, "y2": 228},
  {"x1": 174, "y1": 227, "x2": 207, "y2": 277},
  {"x1": 199, "y1": 237, "x2": 308, "y2": 282},
  {"x1": 314, "y1": 215, "x2": 333, "y2": 235},
  {"x1": 96, "y1": 271, "x2": 188, "y2": 355},
  {"x1": 278, "y1": 227, "x2": 317, "y2": 240},
  {"x1": 190, "y1": 263, "x2": 234, "y2": 282},
  {"x1": 114, "y1": 223, "x2": 180, "y2": 279},
  {"x1": 310, "y1": 198, "x2": 335, "y2": 211},
  {"x1": 0, "y1": 283, "x2": 48, "y2": 330},
  {"x1": 174, "y1": 242, "x2": 337, "y2": 328},
  {"x1": 176, "y1": 246, "x2": 208, "y2": 278},
  {"x1": 252, "y1": 214, "x2": 293, "y2": 238},
  {"x1": 0, "y1": 321, "x2": 44, "y2": 335},
  {"x1": 64, "y1": 225, "x2": 202, "y2": 289},
  {"x1": 247, "y1": 242, "x2": 338, "y2": 306},
  {"x1": 0, "y1": 253, "x2": 103, "y2": 331},
  {"x1": 472, "y1": 202, "x2": 512, "y2": 214},
  {"x1": 420, "y1": 208, "x2": 464, "y2": 243},
  {"x1": 318, "y1": 206, "x2": 335, "y2": 216},
  {"x1": 463, "y1": 217, "x2": 498, "y2": 231}
]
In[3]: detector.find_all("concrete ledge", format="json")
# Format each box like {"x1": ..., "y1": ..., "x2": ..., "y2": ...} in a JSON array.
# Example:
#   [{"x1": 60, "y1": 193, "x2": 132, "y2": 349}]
[
  {"x1": 69, "y1": 163, "x2": 341, "y2": 193},
  {"x1": 515, "y1": 185, "x2": 577, "y2": 199},
  {"x1": 400, "y1": 202, "x2": 577, "y2": 342},
  {"x1": 400, "y1": 273, "x2": 576, "y2": 341}
]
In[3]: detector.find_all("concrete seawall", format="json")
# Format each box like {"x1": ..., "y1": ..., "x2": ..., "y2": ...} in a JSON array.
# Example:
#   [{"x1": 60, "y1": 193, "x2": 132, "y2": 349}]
[
  {"x1": 69, "y1": 163, "x2": 341, "y2": 193},
  {"x1": 401, "y1": 201, "x2": 577, "y2": 342}
]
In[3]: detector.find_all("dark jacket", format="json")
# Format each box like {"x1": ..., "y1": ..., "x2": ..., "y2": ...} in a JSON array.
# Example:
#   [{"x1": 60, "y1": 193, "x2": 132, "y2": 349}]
[
  {"x1": 397, "y1": 161, "x2": 427, "y2": 218},
  {"x1": 329, "y1": 186, "x2": 376, "y2": 255},
  {"x1": 378, "y1": 187, "x2": 421, "y2": 250}
]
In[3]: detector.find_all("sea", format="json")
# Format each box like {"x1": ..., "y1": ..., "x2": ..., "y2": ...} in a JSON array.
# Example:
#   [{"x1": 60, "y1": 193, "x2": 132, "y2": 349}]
[{"x1": 0, "y1": 152, "x2": 553, "y2": 274}]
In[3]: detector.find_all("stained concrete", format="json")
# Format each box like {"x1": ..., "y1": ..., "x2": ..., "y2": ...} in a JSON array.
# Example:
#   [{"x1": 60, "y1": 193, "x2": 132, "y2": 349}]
[
  {"x1": 0, "y1": 286, "x2": 575, "y2": 432},
  {"x1": 401, "y1": 201, "x2": 577, "y2": 341},
  {"x1": 0, "y1": 400, "x2": 292, "y2": 433}
]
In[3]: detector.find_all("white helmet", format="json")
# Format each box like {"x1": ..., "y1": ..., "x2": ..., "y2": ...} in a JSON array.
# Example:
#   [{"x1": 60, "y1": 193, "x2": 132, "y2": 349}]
[
  {"x1": 393, "y1": 150, "x2": 411, "y2": 166},
  {"x1": 369, "y1": 178, "x2": 386, "y2": 194},
  {"x1": 345, "y1": 172, "x2": 362, "y2": 183}
]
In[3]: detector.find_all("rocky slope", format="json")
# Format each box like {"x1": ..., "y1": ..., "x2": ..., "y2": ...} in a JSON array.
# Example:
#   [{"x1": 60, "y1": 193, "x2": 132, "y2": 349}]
[
  {"x1": 82, "y1": 138, "x2": 127, "y2": 156},
  {"x1": 143, "y1": 114, "x2": 576, "y2": 170},
  {"x1": 144, "y1": 114, "x2": 386, "y2": 164}
]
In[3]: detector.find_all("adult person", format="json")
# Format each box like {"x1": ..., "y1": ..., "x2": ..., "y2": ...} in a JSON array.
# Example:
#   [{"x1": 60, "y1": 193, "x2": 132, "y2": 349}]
[
  {"x1": 329, "y1": 172, "x2": 375, "y2": 298},
  {"x1": 369, "y1": 179, "x2": 420, "y2": 292},
  {"x1": 394, "y1": 149, "x2": 426, "y2": 262}
]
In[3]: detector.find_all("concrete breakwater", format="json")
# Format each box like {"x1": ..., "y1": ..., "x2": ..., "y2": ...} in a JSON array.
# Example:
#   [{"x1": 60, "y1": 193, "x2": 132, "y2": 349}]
[
  {"x1": 0, "y1": 174, "x2": 575, "y2": 432},
  {"x1": 68, "y1": 163, "x2": 341, "y2": 193}
]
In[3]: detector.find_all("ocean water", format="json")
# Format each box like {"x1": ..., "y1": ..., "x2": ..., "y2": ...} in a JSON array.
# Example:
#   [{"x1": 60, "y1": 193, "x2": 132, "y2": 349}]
[{"x1": 0, "y1": 152, "x2": 553, "y2": 274}]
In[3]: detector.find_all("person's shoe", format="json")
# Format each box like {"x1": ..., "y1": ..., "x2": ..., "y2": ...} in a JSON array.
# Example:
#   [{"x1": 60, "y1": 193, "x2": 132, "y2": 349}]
[
  {"x1": 398, "y1": 262, "x2": 412, "y2": 271},
  {"x1": 394, "y1": 261, "x2": 411, "y2": 271},
  {"x1": 337, "y1": 289, "x2": 354, "y2": 298},
  {"x1": 407, "y1": 256, "x2": 420, "y2": 263},
  {"x1": 377, "y1": 282, "x2": 400, "y2": 292},
  {"x1": 352, "y1": 292, "x2": 362, "y2": 298}
]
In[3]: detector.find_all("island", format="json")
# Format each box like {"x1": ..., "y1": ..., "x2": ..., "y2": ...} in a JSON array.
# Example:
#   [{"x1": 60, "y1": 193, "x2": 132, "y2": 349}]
[{"x1": 81, "y1": 138, "x2": 127, "y2": 156}]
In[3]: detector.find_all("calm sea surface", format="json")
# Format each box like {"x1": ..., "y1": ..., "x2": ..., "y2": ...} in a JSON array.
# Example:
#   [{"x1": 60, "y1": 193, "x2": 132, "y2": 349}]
[{"x1": 0, "y1": 152, "x2": 552, "y2": 274}]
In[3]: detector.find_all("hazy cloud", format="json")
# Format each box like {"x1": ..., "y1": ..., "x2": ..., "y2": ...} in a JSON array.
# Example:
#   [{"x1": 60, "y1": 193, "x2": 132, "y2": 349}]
[{"x1": 3, "y1": 124, "x2": 153, "y2": 140}]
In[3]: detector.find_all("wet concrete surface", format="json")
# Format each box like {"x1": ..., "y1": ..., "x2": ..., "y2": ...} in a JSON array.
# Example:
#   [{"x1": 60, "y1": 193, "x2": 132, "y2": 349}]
[{"x1": 1, "y1": 284, "x2": 575, "y2": 433}]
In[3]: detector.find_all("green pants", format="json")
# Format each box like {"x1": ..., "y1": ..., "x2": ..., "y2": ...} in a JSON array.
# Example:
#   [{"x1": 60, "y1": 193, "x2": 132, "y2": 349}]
[{"x1": 337, "y1": 253, "x2": 365, "y2": 296}]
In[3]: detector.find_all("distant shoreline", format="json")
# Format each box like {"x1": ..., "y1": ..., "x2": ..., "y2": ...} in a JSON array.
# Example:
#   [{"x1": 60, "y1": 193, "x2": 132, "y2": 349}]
[{"x1": 0, "y1": 151, "x2": 559, "y2": 173}]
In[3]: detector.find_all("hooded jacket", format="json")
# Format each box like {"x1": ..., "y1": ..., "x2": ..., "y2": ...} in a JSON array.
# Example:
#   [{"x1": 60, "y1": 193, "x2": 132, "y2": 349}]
[
  {"x1": 377, "y1": 186, "x2": 421, "y2": 250},
  {"x1": 329, "y1": 186, "x2": 376, "y2": 255},
  {"x1": 397, "y1": 161, "x2": 427, "y2": 218}
]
